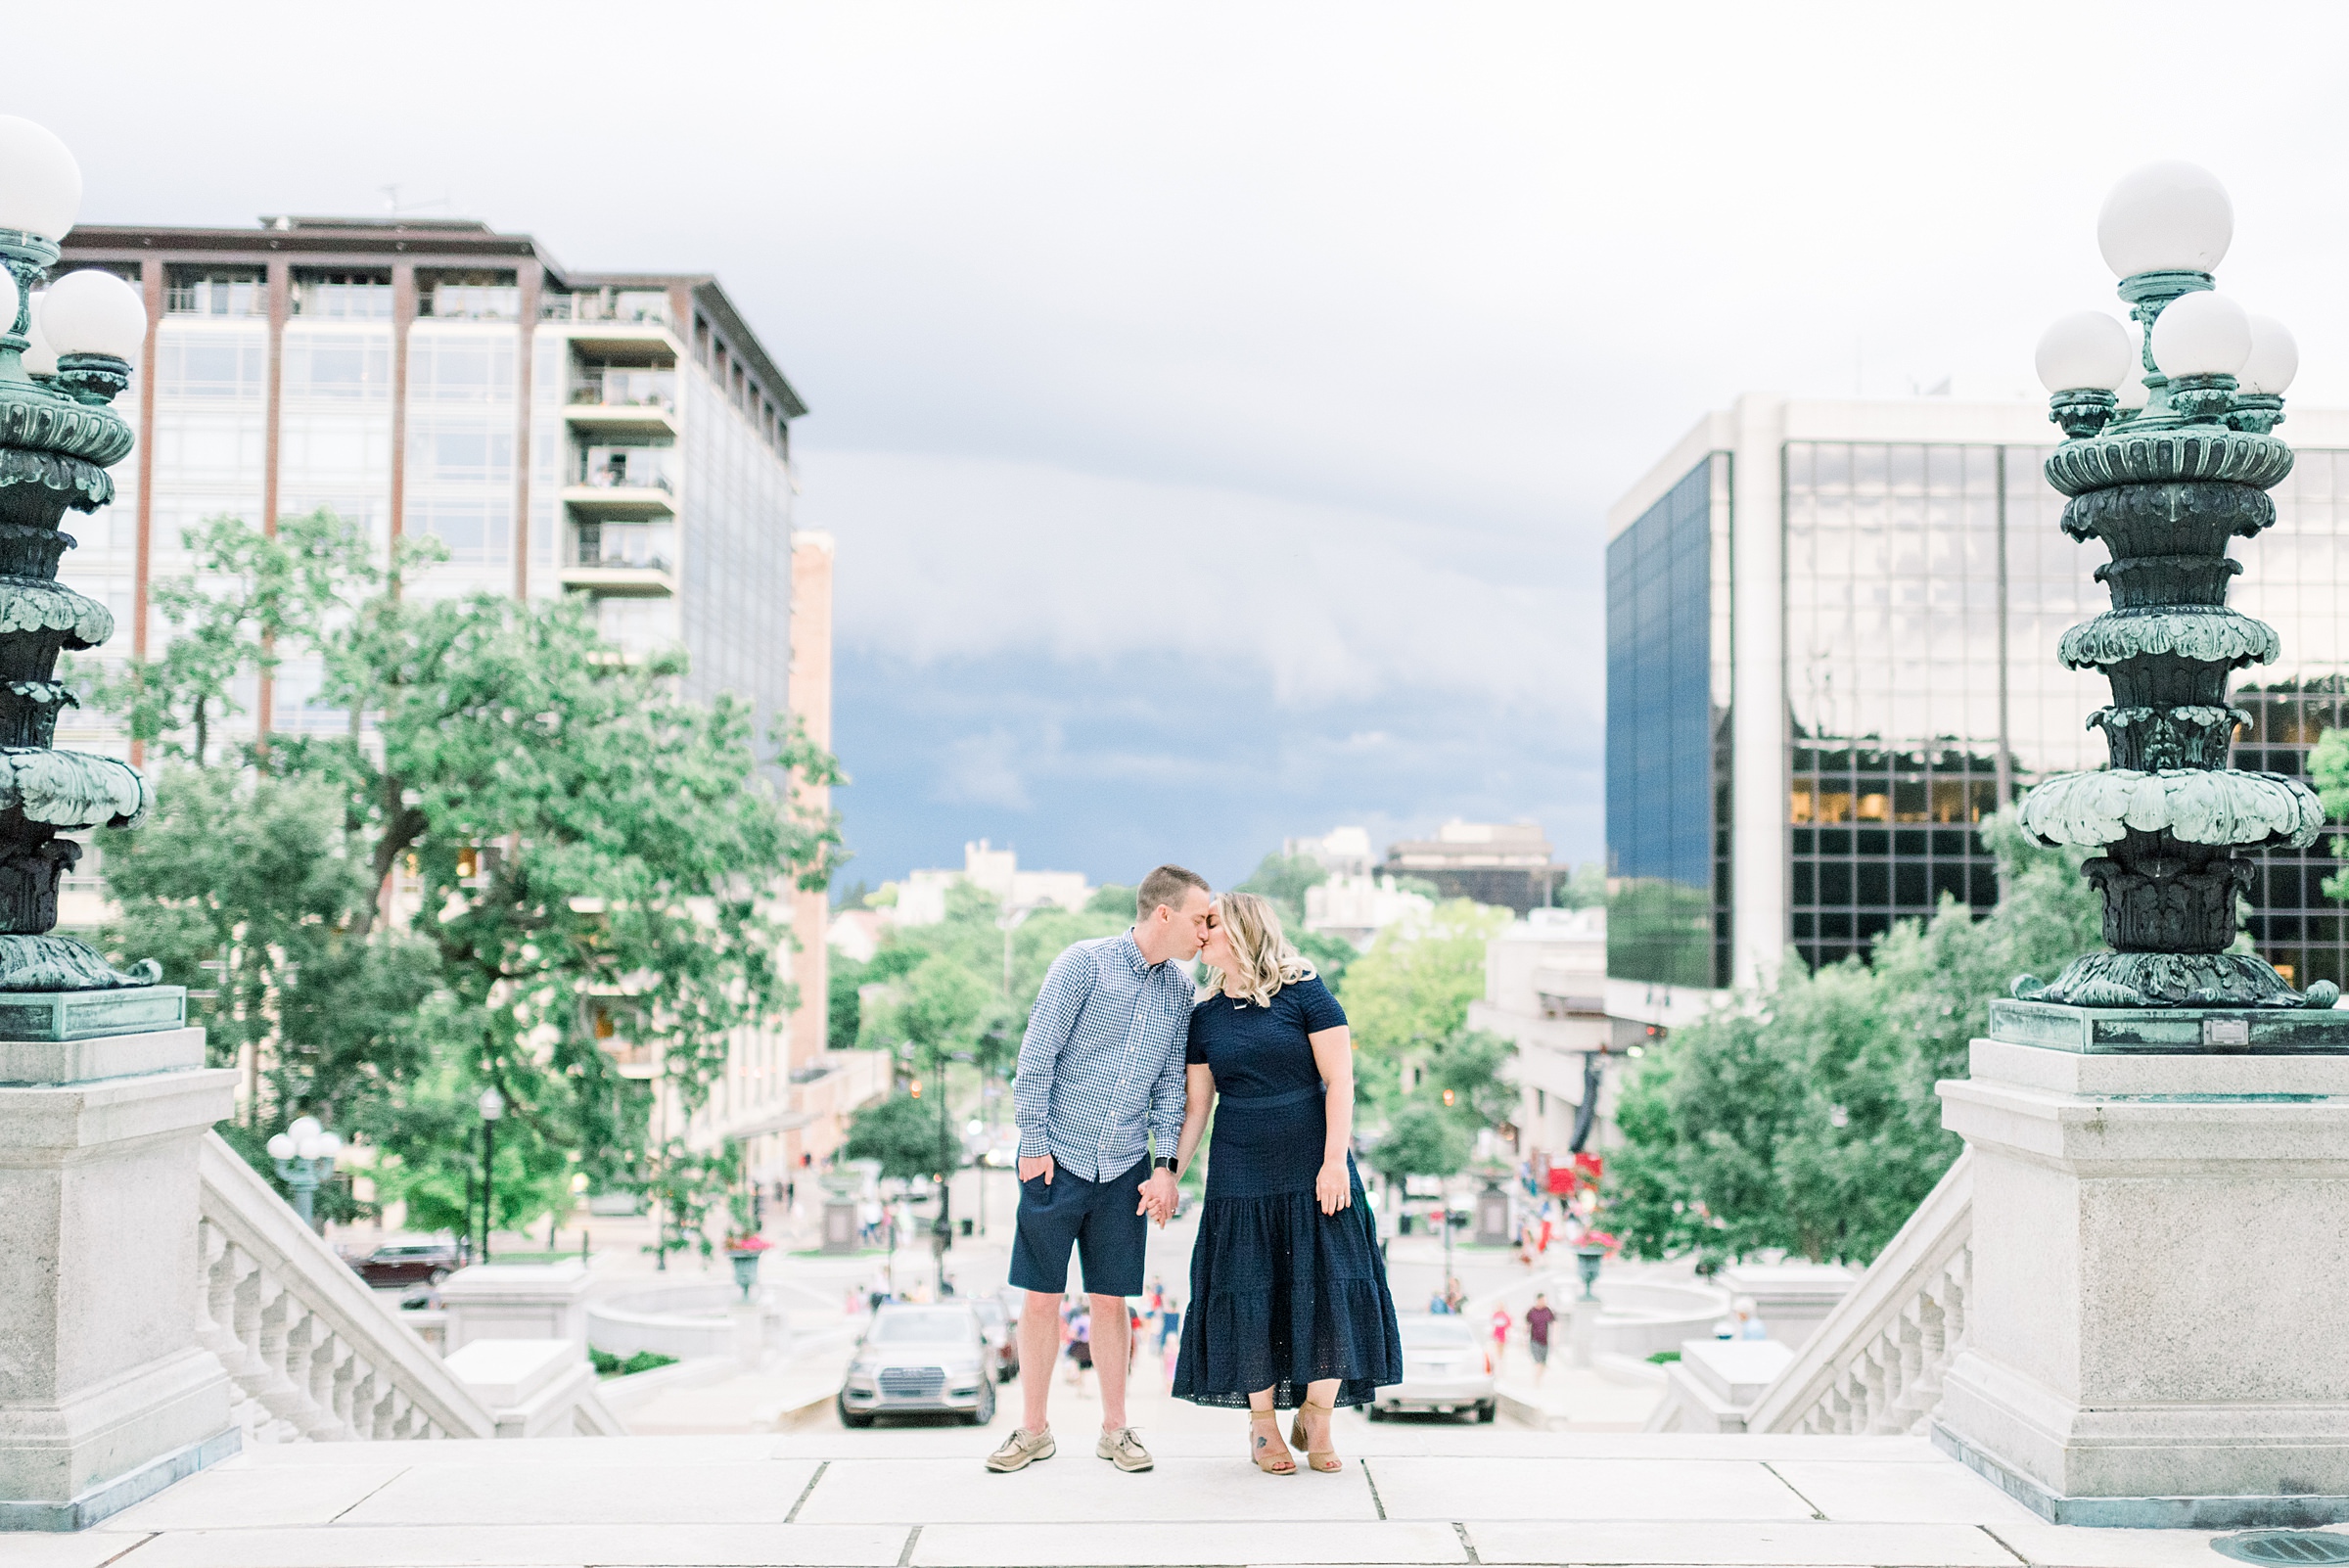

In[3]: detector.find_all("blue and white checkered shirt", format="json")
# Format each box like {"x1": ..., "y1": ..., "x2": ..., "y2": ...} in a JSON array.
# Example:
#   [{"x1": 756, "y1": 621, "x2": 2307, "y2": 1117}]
[{"x1": 1012, "y1": 930, "x2": 1192, "y2": 1182}]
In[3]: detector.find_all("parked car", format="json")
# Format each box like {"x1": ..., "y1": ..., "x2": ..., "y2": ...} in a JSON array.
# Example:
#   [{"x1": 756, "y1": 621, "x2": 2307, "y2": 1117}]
[
  {"x1": 838, "y1": 1303, "x2": 997, "y2": 1427},
  {"x1": 343, "y1": 1239, "x2": 465, "y2": 1289},
  {"x1": 971, "y1": 1295, "x2": 1020, "y2": 1382},
  {"x1": 1367, "y1": 1314, "x2": 1497, "y2": 1421}
]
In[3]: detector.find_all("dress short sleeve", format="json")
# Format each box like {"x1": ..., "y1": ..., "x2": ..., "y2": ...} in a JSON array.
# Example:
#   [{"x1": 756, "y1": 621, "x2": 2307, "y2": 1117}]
[
  {"x1": 1185, "y1": 1002, "x2": 1211, "y2": 1065},
  {"x1": 1294, "y1": 975, "x2": 1348, "y2": 1034}
]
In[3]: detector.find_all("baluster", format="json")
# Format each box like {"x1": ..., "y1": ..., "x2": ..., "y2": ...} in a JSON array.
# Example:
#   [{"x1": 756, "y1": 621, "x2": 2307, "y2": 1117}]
[
  {"x1": 223, "y1": 1246, "x2": 273, "y2": 1406},
  {"x1": 194, "y1": 1224, "x2": 242, "y2": 1363},
  {"x1": 1908, "y1": 1289, "x2": 1950, "y2": 1415},
  {"x1": 303, "y1": 1331, "x2": 343, "y2": 1438},
  {"x1": 280, "y1": 1309, "x2": 329, "y2": 1439},
  {"x1": 1880, "y1": 1311, "x2": 1926, "y2": 1433},
  {"x1": 331, "y1": 1354, "x2": 362, "y2": 1438},
  {"x1": 253, "y1": 1281, "x2": 305, "y2": 1442},
  {"x1": 1943, "y1": 1254, "x2": 1970, "y2": 1354},
  {"x1": 365, "y1": 1381, "x2": 400, "y2": 1440},
  {"x1": 1855, "y1": 1344, "x2": 1886, "y2": 1432}
]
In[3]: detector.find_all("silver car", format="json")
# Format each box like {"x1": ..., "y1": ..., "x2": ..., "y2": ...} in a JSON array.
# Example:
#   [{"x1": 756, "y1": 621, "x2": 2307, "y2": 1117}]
[
  {"x1": 838, "y1": 1304, "x2": 997, "y2": 1427},
  {"x1": 1368, "y1": 1314, "x2": 1497, "y2": 1422}
]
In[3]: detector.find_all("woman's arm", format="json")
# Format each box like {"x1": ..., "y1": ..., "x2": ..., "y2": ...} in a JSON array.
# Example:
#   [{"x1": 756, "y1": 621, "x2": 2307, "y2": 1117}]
[
  {"x1": 1174, "y1": 1063, "x2": 1216, "y2": 1174},
  {"x1": 1310, "y1": 1024, "x2": 1354, "y2": 1216}
]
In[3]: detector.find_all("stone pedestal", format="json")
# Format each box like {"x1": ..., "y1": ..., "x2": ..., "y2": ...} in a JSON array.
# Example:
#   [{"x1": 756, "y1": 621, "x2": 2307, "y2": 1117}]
[
  {"x1": 1934, "y1": 1011, "x2": 2349, "y2": 1528},
  {"x1": 0, "y1": 1027, "x2": 238, "y2": 1530},
  {"x1": 438, "y1": 1261, "x2": 593, "y2": 1351}
]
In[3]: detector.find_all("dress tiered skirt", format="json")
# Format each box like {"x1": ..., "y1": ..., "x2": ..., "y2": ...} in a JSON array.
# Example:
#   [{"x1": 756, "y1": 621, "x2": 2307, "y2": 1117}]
[{"x1": 1172, "y1": 1084, "x2": 1403, "y2": 1409}]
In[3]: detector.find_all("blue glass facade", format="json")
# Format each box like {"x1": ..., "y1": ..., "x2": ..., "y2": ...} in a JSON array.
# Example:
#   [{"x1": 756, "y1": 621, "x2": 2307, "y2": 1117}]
[{"x1": 1606, "y1": 455, "x2": 1730, "y2": 988}]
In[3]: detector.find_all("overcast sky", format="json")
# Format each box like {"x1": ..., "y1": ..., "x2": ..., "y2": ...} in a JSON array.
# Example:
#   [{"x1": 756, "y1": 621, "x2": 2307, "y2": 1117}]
[{"x1": 23, "y1": 4, "x2": 2349, "y2": 891}]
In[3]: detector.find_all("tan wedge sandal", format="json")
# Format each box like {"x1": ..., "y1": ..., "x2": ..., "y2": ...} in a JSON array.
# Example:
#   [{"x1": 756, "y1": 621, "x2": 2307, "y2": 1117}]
[
  {"x1": 1248, "y1": 1409, "x2": 1297, "y2": 1474},
  {"x1": 1289, "y1": 1399, "x2": 1344, "y2": 1472}
]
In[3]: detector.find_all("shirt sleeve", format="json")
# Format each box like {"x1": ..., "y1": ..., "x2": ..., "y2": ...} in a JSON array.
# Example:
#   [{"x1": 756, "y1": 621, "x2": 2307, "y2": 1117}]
[
  {"x1": 1297, "y1": 975, "x2": 1348, "y2": 1034},
  {"x1": 1148, "y1": 988, "x2": 1190, "y2": 1156},
  {"x1": 1014, "y1": 946, "x2": 1092, "y2": 1158}
]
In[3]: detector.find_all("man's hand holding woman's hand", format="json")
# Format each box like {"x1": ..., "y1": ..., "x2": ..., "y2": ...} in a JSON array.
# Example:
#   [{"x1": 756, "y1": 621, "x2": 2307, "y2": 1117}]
[
  {"x1": 1018, "y1": 1153, "x2": 1055, "y2": 1185},
  {"x1": 1136, "y1": 1168, "x2": 1179, "y2": 1226},
  {"x1": 1315, "y1": 1159, "x2": 1351, "y2": 1216}
]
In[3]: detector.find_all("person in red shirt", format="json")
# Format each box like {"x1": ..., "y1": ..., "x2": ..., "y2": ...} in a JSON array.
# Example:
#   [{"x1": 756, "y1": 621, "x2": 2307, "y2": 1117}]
[{"x1": 1490, "y1": 1304, "x2": 1512, "y2": 1365}]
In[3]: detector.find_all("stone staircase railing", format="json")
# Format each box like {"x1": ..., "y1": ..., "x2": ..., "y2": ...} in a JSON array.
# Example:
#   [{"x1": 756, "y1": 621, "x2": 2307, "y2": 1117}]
[
  {"x1": 1743, "y1": 1149, "x2": 1972, "y2": 1435},
  {"x1": 195, "y1": 1131, "x2": 497, "y2": 1442}
]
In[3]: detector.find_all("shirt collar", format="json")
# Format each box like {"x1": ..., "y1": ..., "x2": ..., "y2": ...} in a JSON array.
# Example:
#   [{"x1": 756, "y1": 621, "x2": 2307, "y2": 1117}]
[{"x1": 1120, "y1": 929, "x2": 1155, "y2": 974}]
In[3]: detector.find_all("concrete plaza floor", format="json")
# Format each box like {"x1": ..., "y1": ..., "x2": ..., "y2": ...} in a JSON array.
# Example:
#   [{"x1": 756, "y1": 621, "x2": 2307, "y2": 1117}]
[{"x1": 8, "y1": 1426, "x2": 2301, "y2": 1567}]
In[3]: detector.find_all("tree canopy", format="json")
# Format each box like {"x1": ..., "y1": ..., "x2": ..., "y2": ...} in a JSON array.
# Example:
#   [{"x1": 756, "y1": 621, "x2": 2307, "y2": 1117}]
[{"x1": 1604, "y1": 811, "x2": 2098, "y2": 1266}]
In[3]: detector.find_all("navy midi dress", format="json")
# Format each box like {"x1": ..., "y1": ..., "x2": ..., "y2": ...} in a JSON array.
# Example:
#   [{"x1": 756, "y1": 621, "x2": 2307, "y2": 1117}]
[{"x1": 1171, "y1": 975, "x2": 1402, "y2": 1410}]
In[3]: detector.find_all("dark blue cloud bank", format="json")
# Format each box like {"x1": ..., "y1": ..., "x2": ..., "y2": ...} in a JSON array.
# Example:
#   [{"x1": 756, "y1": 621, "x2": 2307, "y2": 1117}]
[{"x1": 829, "y1": 647, "x2": 1600, "y2": 894}]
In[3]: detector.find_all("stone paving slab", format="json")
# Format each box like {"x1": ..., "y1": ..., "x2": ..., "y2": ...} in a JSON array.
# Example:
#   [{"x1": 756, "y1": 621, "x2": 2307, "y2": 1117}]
[
  {"x1": 910, "y1": 1520, "x2": 1467, "y2": 1565},
  {"x1": 98, "y1": 1461, "x2": 413, "y2": 1531},
  {"x1": 1365, "y1": 1457, "x2": 1815, "y2": 1522},
  {"x1": 340, "y1": 1459, "x2": 823, "y2": 1526},
  {"x1": 60, "y1": 1521, "x2": 904, "y2": 1567},
  {"x1": 1990, "y1": 1520, "x2": 2327, "y2": 1567},
  {"x1": 796, "y1": 1454, "x2": 1379, "y2": 1523},
  {"x1": 1765, "y1": 1457, "x2": 2044, "y2": 1526},
  {"x1": 1466, "y1": 1519, "x2": 2022, "y2": 1565},
  {"x1": 0, "y1": 1536, "x2": 152, "y2": 1568},
  {"x1": 759, "y1": 1428, "x2": 1953, "y2": 1462}
]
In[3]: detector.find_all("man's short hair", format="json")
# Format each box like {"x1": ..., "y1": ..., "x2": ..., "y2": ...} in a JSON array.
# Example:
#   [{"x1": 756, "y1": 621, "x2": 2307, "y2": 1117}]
[{"x1": 1136, "y1": 863, "x2": 1210, "y2": 919}]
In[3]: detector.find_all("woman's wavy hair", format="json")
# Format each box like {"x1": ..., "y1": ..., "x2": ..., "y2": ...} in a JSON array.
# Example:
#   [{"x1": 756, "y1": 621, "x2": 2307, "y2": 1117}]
[{"x1": 1200, "y1": 890, "x2": 1316, "y2": 1007}]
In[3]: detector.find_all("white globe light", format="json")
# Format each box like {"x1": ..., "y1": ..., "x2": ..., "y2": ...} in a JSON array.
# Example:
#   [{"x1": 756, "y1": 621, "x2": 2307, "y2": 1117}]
[
  {"x1": 2117, "y1": 374, "x2": 2149, "y2": 411},
  {"x1": 0, "y1": 117, "x2": 82, "y2": 241},
  {"x1": 317, "y1": 1131, "x2": 343, "y2": 1159},
  {"x1": 2149, "y1": 290, "x2": 2251, "y2": 380},
  {"x1": 2239, "y1": 315, "x2": 2299, "y2": 395},
  {"x1": 288, "y1": 1114, "x2": 322, "y2": 1141},
  {"x1": 265, "y1": 1133, "x2": 296, "y2": 1160},
  {"x1": 296, "y1": 1132, "x2": 326, "y2": 1159},
  {"x1": 22, "y1": 295, "x2": 54, "y2": 376},
  {"x1": 2098, "y1": 161, "x2": 2233, "y2": 278},
  {"x1": 2035, "y1": 311, "x2": 2134, "y2": 393},
  {"x1": 479, "y1": 1088, "x2": 505, "y2": 1121},
  {"x1": 40, "y1": 270, "x2": 145, "y2": 359}
]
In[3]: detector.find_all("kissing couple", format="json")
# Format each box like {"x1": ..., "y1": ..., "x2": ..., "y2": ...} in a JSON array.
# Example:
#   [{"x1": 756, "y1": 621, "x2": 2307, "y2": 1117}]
[{"x1": 984, "y1": 863, "x2": 1402, "y2": 1478}]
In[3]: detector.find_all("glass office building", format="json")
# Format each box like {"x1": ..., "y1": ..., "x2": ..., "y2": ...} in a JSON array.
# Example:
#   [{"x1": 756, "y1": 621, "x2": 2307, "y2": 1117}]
[{"x1": 1607, "y1": 396, "x2": 2349, "y2": 1021}]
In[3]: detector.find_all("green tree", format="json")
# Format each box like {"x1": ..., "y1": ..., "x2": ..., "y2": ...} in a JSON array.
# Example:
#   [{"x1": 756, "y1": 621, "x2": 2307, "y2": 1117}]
[
  {"x1": 86, "y1": 511, "x2": 841, "y2": 1232},
  {"x1": 1365, "y1": 1099, "x2": 1471, "y2": 1186},
  {"x1": 1423, "y1": 1028, "x2": 1519, "y2": 1128},
  {"x1": 1552, "y1": 862, "x2": 1607, "y2": 910},
  {"x1": 829, "y1": 954, "x2": 871, "y2": 1051},
  {"x1": 2308, "y1": 727, "x2": 2349, "y2": 906},
  {"x1": 844, "y1": 1092, "x2": 958, "y2": 1182},
  {"x1": 1605, "y1": 810, "x2": 2098, "y2": 1266},
  {"x1": 1295, "y1": 930, "x2": 1358, "y2": 991},
  {"x1": 1236, "y1": 852, "x2": 1328, "y2": 930},
  {"x1": 1336, "y1": 899, "x2": 1511, "y2": 1105}
]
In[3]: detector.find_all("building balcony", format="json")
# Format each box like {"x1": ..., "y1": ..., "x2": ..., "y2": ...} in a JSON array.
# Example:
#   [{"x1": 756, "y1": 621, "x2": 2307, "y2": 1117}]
[
  {"x1": 564, "y1": 402, "x2": 678, "y2": 439},
  {"x1": 559, "y1": 562, "x2": 673, "y2": 597},
  {"x1": 562, "y1": 481, "x2": 674, "y2": 520}
]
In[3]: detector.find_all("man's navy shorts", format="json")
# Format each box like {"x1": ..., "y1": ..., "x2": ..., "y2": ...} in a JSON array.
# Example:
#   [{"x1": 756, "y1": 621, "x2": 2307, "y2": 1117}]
[{"x1": 1009, "y1": 1155, "x2": 1150, "y2": 1299}]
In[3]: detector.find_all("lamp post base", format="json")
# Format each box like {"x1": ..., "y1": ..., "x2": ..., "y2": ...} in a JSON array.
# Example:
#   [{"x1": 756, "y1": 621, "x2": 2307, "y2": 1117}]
[{"x1": 1938, "y1": 1037, "x2": 2349, "y2": 1523}]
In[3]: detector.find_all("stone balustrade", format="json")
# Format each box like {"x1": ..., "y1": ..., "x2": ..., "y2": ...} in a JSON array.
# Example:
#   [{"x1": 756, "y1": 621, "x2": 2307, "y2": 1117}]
[
  {"x1": 194, "y1": 1132, "x2": 496, "y2": 1444},
  {"x1": 1744, "y1": 1150, "x2": 1973, "y2": 1436}
]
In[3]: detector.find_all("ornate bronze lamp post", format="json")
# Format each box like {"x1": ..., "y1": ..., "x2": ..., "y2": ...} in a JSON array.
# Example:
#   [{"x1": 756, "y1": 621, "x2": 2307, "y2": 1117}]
[
  {"x1": 2011, "y1": 160, "x2": 2344, "y2": 1038},
  {"x1": 0, "y1": 116, "x2": 177, "y2": 1038}
]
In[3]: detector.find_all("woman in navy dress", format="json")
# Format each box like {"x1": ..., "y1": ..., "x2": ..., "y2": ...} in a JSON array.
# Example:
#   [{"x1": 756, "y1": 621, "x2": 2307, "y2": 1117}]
[{"x1": 1171, "y1": 892, "x2": 1401, "y2": 1474}]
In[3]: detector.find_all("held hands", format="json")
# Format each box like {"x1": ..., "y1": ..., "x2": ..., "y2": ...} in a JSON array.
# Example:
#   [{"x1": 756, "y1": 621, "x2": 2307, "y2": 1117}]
[
  {"x1": 1315, "y1": 1159, "x2": 1351, "y2": 1217},
  {"x1": 1018, "y1": 1153, "x2": 1056, "y2": 1185},
  {"x1": 1136, "y1": 1168, "x2": 1180, "y2": 1227}
]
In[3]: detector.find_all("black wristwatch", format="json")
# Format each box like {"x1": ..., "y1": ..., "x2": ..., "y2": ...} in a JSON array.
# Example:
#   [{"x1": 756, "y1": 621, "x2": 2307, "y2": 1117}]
[{"x1": 1154, "y1": 1156, "x2": 1178, "y2": 1176}]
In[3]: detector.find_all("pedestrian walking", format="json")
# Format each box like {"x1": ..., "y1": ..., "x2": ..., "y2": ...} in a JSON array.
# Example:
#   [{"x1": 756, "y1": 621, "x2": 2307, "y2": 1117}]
[
  {"x1": 1526, "y1": 1294, "x2": 1556, "y2": 1385},
  {"x1": 1490, "y1": 1304, "x2": 1512, "y2": 1362}
]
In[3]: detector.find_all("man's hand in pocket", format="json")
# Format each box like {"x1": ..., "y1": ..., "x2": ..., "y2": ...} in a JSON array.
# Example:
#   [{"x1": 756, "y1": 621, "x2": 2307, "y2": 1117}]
[{"x1": 1018, "y1": 1153, "x2": 1056, "y2": 1185}]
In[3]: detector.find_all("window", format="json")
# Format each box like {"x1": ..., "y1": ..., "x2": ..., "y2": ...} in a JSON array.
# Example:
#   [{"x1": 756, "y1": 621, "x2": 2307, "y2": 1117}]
[
  {"x1": 422, "y1": 272, "x2": 521, "y2": 321},
  {"x1": 293, "y1": 272, "x2": 392, "y2": 319},
  {"x1": 166, "y1": 269, "x2": 263, "y2": 317}
]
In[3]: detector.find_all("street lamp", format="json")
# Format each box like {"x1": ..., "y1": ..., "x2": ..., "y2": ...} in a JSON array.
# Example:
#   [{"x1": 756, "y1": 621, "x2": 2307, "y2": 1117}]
[
  {"x1": 2017, "y1": 161, "x2": 2338, "y2": 1013},
  {"x1": 264, "y1": 1116, "x2": 343, "y2": 1229},
  {"x1": 0, "y1": 117, "x2": 166, "y2": 992},
  {"x1": 478, "y1": 1087, "x2": 505, "y2": 1263}
]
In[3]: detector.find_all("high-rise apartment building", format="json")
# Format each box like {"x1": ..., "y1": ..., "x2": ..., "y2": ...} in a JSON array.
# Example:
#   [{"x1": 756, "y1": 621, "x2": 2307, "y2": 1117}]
[
  {"x1": 53, "y1": 216, "x2": 861, "y2": 1178},
  {"x1": 1606, "y1": 395, "x2": 2349, "y2": 1024}
]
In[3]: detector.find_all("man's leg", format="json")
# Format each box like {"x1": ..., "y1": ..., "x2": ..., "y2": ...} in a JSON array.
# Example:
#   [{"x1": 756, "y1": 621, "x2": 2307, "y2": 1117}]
[
  {"x1": 1019, "y1": 1291, "x2": 1062, "y2": 1432},
  {"x1": 1088, "y1": 1292, "x2": 1129, "y2": 1431}
]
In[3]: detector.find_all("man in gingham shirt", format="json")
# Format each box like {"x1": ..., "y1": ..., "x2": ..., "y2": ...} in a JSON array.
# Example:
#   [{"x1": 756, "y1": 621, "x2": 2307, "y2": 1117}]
[{"x1": 986, "y1": 864, "x2": 1211, "y2": 1475}]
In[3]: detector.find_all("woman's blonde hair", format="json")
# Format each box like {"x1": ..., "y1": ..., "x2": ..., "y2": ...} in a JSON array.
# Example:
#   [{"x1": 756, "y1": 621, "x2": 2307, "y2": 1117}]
[{"x1": 1201, "y1": 890, "x2": 1316, "y2": 1007}]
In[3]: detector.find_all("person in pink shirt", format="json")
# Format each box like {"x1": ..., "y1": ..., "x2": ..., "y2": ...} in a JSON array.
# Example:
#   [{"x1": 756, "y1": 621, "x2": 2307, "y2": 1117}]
[{"x1": 1490, "y1": 1304, "x2": 1512, "y2": 1363}]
